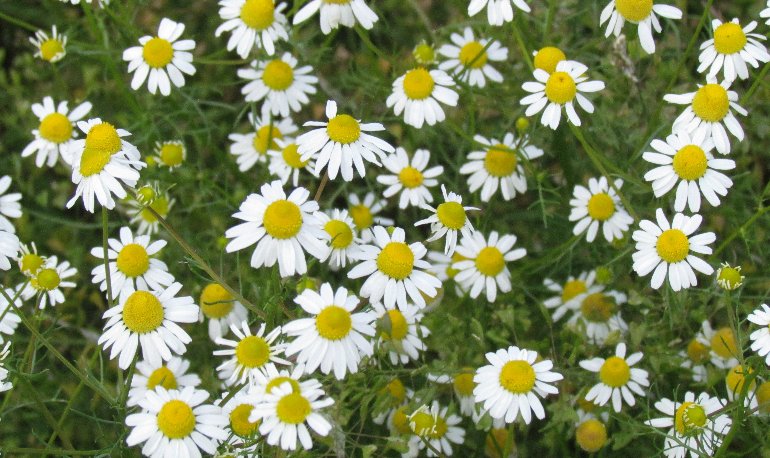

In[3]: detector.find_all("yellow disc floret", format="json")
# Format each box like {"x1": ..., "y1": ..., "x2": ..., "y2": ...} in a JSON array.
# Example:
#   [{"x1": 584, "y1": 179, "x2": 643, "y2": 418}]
[
  {"x1": 580, "y1": 293, "x2": 615, "y2": 322},
  {"x1": 713, "y1": 22, "x2": 747, "y2": 55},
  {"x1": 499, "y1": 360, "x2": 536, "y2": 394},
  {"x1": 240, "y1": 0, "x2": 275, "y2": 30},
  {"x1": 377, "y1": 242, "x2": 415, "y2": 280},
  {"x1": 381, "y1": 309, "x2": 408, "y2": 340},
  {"x1": 436, "y1": 202, "x2": 466, "y2": 230},
  {"x1": 20, "y1": 253, "x2": 44, "y2": 275},
  {"x1": 142, "y1": 37, "x2": 174, "y2": 69},
  {"x1": 614, "y1": 0, "x2": 653, "y2": 22},
  {"x1": 475, "y1": 246, "x2": 505, "y2": 277},
  {"x1": 324, "y1": 220, "x2": 353, "y2": 248},
  {"x1": 534, "y1": 46, "x2": 566, "y2": 74},
  {"x1": 587, "y1": 193, "x2": 616, "y2": 221},
  {"x1": 33, "y1": 268, "x2": 61, "y2": 291},
  {"x1": 326, "y1": 114, "x2": 361, "y2": 144},
  {"x1": 710, "y1": 327, "x2": 737, "y2": 360},
  {"x1": 122, "y1": 291, "x2": 165, "y2": 334},
  {"x1": 39, "y1": 113, "x2": 72, "y2": 144},
  {"x1": 147, "y1": 366, "x2": 178, "y2": 390},
  {"x1": 253, "y1": 125, "x2": 283, "y2": 155},
  {"x1": 281, "y1": 143, "x2": 308, "y2": 169},
  {"x1": 453, "y1": 370, "x2": 475, "y2": 396},
  {"x1": 157, "y1": 400, "x2": 196, "y2": 439},
  {"x1": 725, "y1": 364, "x2": 755, "y2": 394},
  {"x1": 263, "y1": 199, "x2": 303, "y2": 239},
  {"x1": 200, "y1": 283, "x2": 235, "y2": 319},
  {"x1": 235, "y1": 335, "x2": 271, "y2": 368},
  {"x1": 40, "y1": 39, "x2": 64, "y2": 62},
  {"x1": 159, "y1": 143, "x2": 185, "y2": 167},
  {"x1": 230, "y1": 403, "x2": 259, "y2": 437},
  {"x1": 85, "y1": 122, "x2": 122, "y2": 155},
  {"x1": 576, "y1": 419, "x2": 607, "y2": 453},
  {"x1": 459, "y1": 41, "x2": 488, "y2": 69},
  {"x1": 349, "y1": 204, "x2": 373, "y2": 230},
  {"x1": 403, "y1": 68, "x2": 435, "y2": 100},
  {"x1": 686, "y1": 339, "x2": 710, "y2": 364},
  {"x1": 561, "y1": 280, "x2": 587, "y2": 302},
  {"x1": 116, "y1": 243, "x2": 150, "y2": 278},
  {"x1": 276, "y1": 392, "x2": 311, "y2": 424},
  {"x1": 316, "y1": 305, "x2": 353, "y2": 340},
  {"x1": 381, "y1": 378, "x2": 406, "y2": 406},
  {"x1": 398, "y1": 166, "x2": 424, "y2": 189},
  {"x1": 266, "y1": 376, "x2": 301, "y2": 394},
  {"x1": 674, "y1": 402, "x2": 707, "y2": 435},
  {"x1": 656, "y1": 229, "x2": 690, "y2": 263},
  {"x1": 262, "y1": 59, "x2": 294, "y2": 91},
  {"x1": 484, "y1": 144, "x2": 517, "y2": 177},
  {"x1": 673, "y1": 145, "x2": 708, "y2": 181},
  {"x1": 692, "y1": 84, "x2": 730, "y2": 122},
  {"x1": 545, "y1": 71, "x2": 577, "y2": 104},
  {"x1": 599, "y1": 356, "x2": 630, "y2": 387}
]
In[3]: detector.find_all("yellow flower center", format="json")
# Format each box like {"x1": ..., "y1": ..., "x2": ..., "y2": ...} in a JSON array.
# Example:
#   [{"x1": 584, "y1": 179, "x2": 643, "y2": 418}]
[
  {"x1": 577, "y1": 397, "x2": 598, "y2": 413},
  {"x1": 39, "y1": 113, "x2": 72, "y2": 144},
  {"x1": 85, "y1": 122, "x2": 122, "y2": 154},
  {"x1": 140, "y1": 197, "x2": 169, "y2": 223},
  {"x1": 157, "y1": 400, "x2": 196, "y2": 439},
  {"x1": 253, "y1": 125, "x2": 283, "y2": 155},
  {"x1": 545, "y1": 71, "x2": 577, "y2": 104},
  {"x1": 147, "y1": 366, "x2": 178, "y2": 390},
  {"x1": 262, "y1": 59, "x2": 294, "y2": 91},
  {"x1": 263, "y1": 199, "x2": 302, "y2": 239},
  {"x1": 20, "y1": 253, "x2": 44, "y2": 275},
  {"x1": 392, "y1": 406, "x2": 411, "y2": 434},
  {"x1": 122, "y1": 291, "x2": 164, "y2": 334},
  {"x1": 410, "y1": 411, "x2": 446, "y2": 439},
  {"x1": 380, "y1": 309, "x2": 408, "y2": 341},
  {"x1": 726, "y1": 364, "x2": 755, "y2": 394},
  {"x1": 756, "y1": 381, "x2": 770, "y2": 415},
  {"x1": 710, "y1": 327, "x2": 738, "y2": 360},
  {"x1": 561, "y1": 279, "x2": 587, "y2": 302},
  {"x1": 276, "y1": 392, "x2": 311, "y2": 424},
  {"x1": 230, "y1": 403, "x2": 260, "y2": 437},
  {"x1": 475, "y1": 246, "x2": 505, "y2": 277},
  {"x1": 136, "y1": 185, "x2": 156, "y2": 204},
  {"x1": 691, "y1": 84, "x2": 730, "y2": 122},
  {"x1": 266, "y1": 376, "x2": 301, "y2": 394},
  {"x1": 324, "y1": 220, "x2": 353, "y2": 248},
  {"x1": 458, "y1": 41, "x2": 488, "y2": 69},
  {"x1": 413, "y1": 42, "x2": 435, "y2": 64},
  {"x1": 672, "y1": 145, "x2": 708, "y2": 181},
  {"x1": 33, "y1": 268, "x2": 61, "y2": 291},
  {"x1": 614, "y1": 0, "x2": 653, "y2": 22},
  {"x1": 402, "y1": 68, "x2": 435, "y2": 100},
  {"x1": 159, "y1": 143, "x2": 184, "y2": 167},
  {"x1": 599, "y1": 356, "x2": 630, "y2": 388},
  {"x1": 377, "y1": 242, "x2": 415, "y2": 280},
  {"x1": 713, "y1": 22, "x2": 747, "y2": 55},
  {"x1": 686, "y1": 339, "x2": 710, "y2": 364},
  {"x1": 80, "y1": 148, "x2": 112, "y2": 177},
  {"x1": 235, "y1": 335, "x2": 271, "y2": 368},
  {"x1": 142, "y1": 37, "x2": 174, "y2": 69},
  {"x1": 534, "y1": 46, "x2": 566, "y2": 73},
  {"x1": 484, "y1": 144, "x2": 517, "y2": 178},
  {"x1": 116, "y1": 243, "x2": 150, "y2": 278},
  {"x1": 656, "y1": 229, "x2": 690, "y2": 264},
  {"x1": 316, "y1": 305, "x2": 353, "y2": 340},
  {"x1": 240, "y1": 0, "x2": 275, "y2": 30},
  {"x1": 326, "y1": 114, "x2": 361, "y2": 144},
  {"x1": 453, "y1": 370, "x2": 475, "y2": 396},
  {"x1": 349, "y1": 204, "x2": 373, "y2": 230},
  {"x1": 436, "y1": 202, "x2": 466, "y2": 230},
  {"x1": 281, "y1": 143, "x2": 308, "y2": 169},
  {"x1": 200, "y1": 283, "x2": 235, "y2": 319},
  {"x1": 717, "y1": 265, "x2": 743, "y2": 290},
  {"x1": 576, "y1": 419, "x2": 607, "y2": 453},
  {"x1": 499, "y1": 360, "x2": 536, "y2": 394},
  {"x1": 381, "y1": 378, "x2": 406, "y2": 406},
  {"x1": 674, "y1": 402, "x2": 707, "y2": 436},
  {"x1": 580, "y1": 292, "x2": 615, "y2": 322},
  {"x1": 40, "y1": 38, "x2": 65, "y2": 61},
  {"x1": 587, "y1": 193, "x2": 616, "y2": 221},
  {"x1": 398, "y1": 166, "x2": 424, "y2": 189}
]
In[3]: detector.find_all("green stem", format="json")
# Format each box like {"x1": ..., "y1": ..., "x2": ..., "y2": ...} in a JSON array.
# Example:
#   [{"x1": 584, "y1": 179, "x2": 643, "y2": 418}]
[
  {"x1": 511, "y1": 19, "x2": 534, "y2": 71},
  {"x1": 0, "y1": 10, "x2": 38, "y2": 32},
  {"x1": 711, "y1": 205, "x2": 769, "y2": 259},
  {"x1": 18, "y1": 377, "x2": 74, "y2": 450},
  {"x1": 740, "y1": 61, "x2": 770, "y2": 105},
  {"x1": 46, "y1": 371, "x2": 87, "y2": 447},
  {"x1": 102, "y1": 207, "x2": 114, "y2": 307},
  {"x1": 354, "y1": 26, "x2": 387, "y2": 61}
]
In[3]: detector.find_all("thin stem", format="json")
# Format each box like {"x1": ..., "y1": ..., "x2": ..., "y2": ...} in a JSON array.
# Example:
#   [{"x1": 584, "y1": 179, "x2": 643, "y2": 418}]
[
  {"x1": 711, "y1": 205, "x2": 769, "y2": 258},
  {"x1": 510, "y1": 19, "x2": 535, "y2": 72},
  {"x1": 314, "y1": 172, "x2": 330, "y2": 202},
  {"x1": 18, "y1": 377, "x2": 74, "y2": 450},
  {"x1": 46, "y1": 372, "x2": 87, "y2": 447},
  {"x1": 0, "y1": 10, "x2": 38, "y2": 32},
  {"x1": 354, "y1": 26, "x2": 387, "y2": 60},
  {"x1": 740, "y1": 61, "x2": 770, "y2": 105},
  {"x1": 102, "y1": 207, "x2": 114, "y2": 307}
]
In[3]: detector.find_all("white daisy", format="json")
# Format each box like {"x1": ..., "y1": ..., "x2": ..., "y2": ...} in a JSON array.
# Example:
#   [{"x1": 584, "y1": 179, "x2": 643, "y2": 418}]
[
  {"x1": 0, "y1": 288, "x2": 21, "y2": 342},
  {"x1": 567, "y1": 289, "x2": 628, "y2": 345},
  {"x1": 453, "y1": 230, "x2": 527, "y2": 303},
  {"x1": 748, "y1": 303, "x2": 770, "y2": 366},
  {"x1": 371, "y1": 302, "x2": 428, "y2": 365},
  {"x1": 315, "y1": 208, "x2": 359, "y2": 270},
  {"x1": 643, "y1": 130, "x2": 735, "y2": 213},
  {"x1": 126, "y1": 386, "x2": 228, "y2": 457},
  {"x1": 569, "y1": 176, "x2": 634, "y2": 243},
  {"x1": 127, "y1": 356, "x2": 201, "y2": 407},
  {"x1": 29, "y1": 25, "x2": 66, "y2": 63},
  {"x1": 599, "y1": 0, "x2": 682, "y2": 54},
  {"x1": 347, "y1": 226, "x2": 441, "y2": 311},
  {"x1": 474, "y1": 346, "x2": 563, "y2": 424},
  {"x1": 543, "y1": 270, "x2": 600, "y2": 321},
  {"x1": 214, "y1": 320, "x2": 288, "y2": 385},
  {"x1": 218, "y1": 388, "x2": 261, "y2": 449},
  {"x1": 467, "y1": 0, "x2": 530, "y2": 26},
  {"x1": 679, "y1": 336, "x2": 710, "y2": 383},
  {"x1": 297, "y1": 100, "x2": 395, "y2": 181},
  {"x1": 416, "y1": 185, "x2": 478, "y2": 256},
  {"x1": 229, "y1": 109, "x2": 298, "y2": 172},
  {"x1": 406, "y1": 401, "x2": 465, "y2": 457},
  {"x1": 438, "y1": 27, "x2": 508, "y2": 87},
  {"x1": 663, "y1": 76, "x2": 747, "y2": 155},
  {"x1": 22, "y1": 255, "x2": 77, "y2": 309},
  {"x1": 98, "y1": 282, "x2": 198, "y2": 369},
  {"x1": 151, "y1": 140, "x2": 186, "y2": 170},
  {"x1": 377, "y1": 147, "x2": 443, "y2": 209},
  {"x1": 123, "y1": 18, "x2": 196, "y2": 96},
  {"x1": 347, "y1": 192, "x2": 393, "y2": 240},
  {"x1": 293, "y1": 0, "x2": 379, "y2": 34},
  {"x1": 16, "y1": 242, "x2": 46, "y2": 277},
  {"x1": 89, "y1": 226, "x2": 175, "y2": 303},
  {"x1": 631, "y1": 208, "x2": 715, "y2": 291},
  {"x1": 460, "y1": 133, "x2": 544, "y2": 202},
  {"x1": 0, "y1": 342, "x2": 12, "y2": 393},
  {"x1": 249, "y1": 362, "x2": 320, "y2": 398},
  {"x1": 715, "y1": 262, "x2": 744, "y2": 290},
  {"x1": 66, "y1": 118, "x2": 145, "y2": 213},
  {"x1": 533, "y1": 46, "x2": 567, "y2": 74},
  {"x1": 646, "y1": 391, "x2": 731, "y2": 458},
  {"x1": 698, "y1": 18, "x2": 770, "y2": 82},
  {"x1": 198, "y1": 282, "x2": 248, "y2": 341},
  {"x1": 575, "y1": 411, "x2": 608, "y2": 453},
  {"x1": 225, "y1": 180, "x2": 327, "y2": 277},
  {"x1": 0, "y1": 231, "x2": 21, "y2": 271},
  {"x1": 521, "y1": 60, "x2": 605, "y2": 130},
  {"x1": 215, "y1": 0, "x2": 289, "y2": 57},
  {"x1": 696, "y1": 320, "x2": 739, "y2": 369},
  {"x1": 0, "y1": 176, "x2": 21, "y2": 234},
  {"x1": 127, "y1": 186, "x2": 174, "y2": 236},
  {"x1": 426, "y1": 250, "x2": 469, "y2": 295},
  {"x1": 580, "y1": 343, "x2": 649, "y2": 412},
  {"x1": 21, "y1": 96, "x2": 92, "y2": 167},
  {"x1": 269, "y1": 138, "x2": 315, "y2": 187},
  {"x1": 386, "y1": 67, "x2": 459, "y2": 128},
  {"x1": 283, "y1": 283, "x2": 375, "y2": 380},
  {"x1": 238, "y1": 52, "x2": 318, "y2": 117}
]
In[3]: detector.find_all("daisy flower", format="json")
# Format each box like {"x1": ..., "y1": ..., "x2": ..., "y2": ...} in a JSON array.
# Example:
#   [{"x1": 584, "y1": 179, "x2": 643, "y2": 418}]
[
  {"x1": 249, "y1": 362, "x2": 320, "y2": 398},
  {"x1": 437, "y1": 28, "x2": 508, "y2": 88},
  {"x1": 0, "y1": 342, "x2": 12, "y2": 392},
  {"x1": 126, "y1": 386, "x2": 228, "y2": 457},
  {"x1": 748, "y1": 303, "x2": 770, "y2": 366},
  {"x1": 474, "y1": 346, "x2": 563, "y2": 424},
  {"x1": 533, "y1": 46, "x2": 566, "y2": 73},
  {"x1": 22, "y1": 96, "x2": 92, "y2": 167},
  {"x1": 29, "y1": 25, "x2": 67, "y2": 63},
  {"x1": 0, "y1": 176, "x2": 21, "y2": 234},
  {"x1": 284, "y1": 283, "x2": 375, "y2": 380},
  {"x1": 347, "y1": 192, "x2": 393, "y2": 240},
  {"x1": 453, "y1": 230, "x2": 527, "y2": 303},
  {"x1": 663, "y1": 76, "x2": 746, "y2": 155},
  {"x1": 238, "y1": 52, "x2": 318, "y2": 117},
  {"x1": 348, "y1": 226, "x2": 441, "y2": 311},
  {"x1": 23, "y1": 255, "x2": 77, "y2": 309},
  {"x1": 416, "y1": 185, "x2": 478, "y2": 256},
  {"x1": 406, "y1": 401, "x2": 465, "y2": 457},
  {"x1": 697, "y1": 321, "x2": 739, "y2": 369},
  {"x1": 293, "y1": 0, "x2": 379, "y2": 34},
  {"x1": 646, "y1": 391, "x2": 731, "y2": 458},
  {"x1": 215, "y1": 0, "x2": 289, "y2": 57},
  {"x1": 679, "y1": 336, "x2": 710, "y2": 383},
  {"x1": 127, "y1": 356, "x2": 201, "y2": 407},
  {"x1": 521, "y1": 60, "x2": 605, "y2": 129},
  {"x1": 543, "y1": 270, "x2": 600, "y2": 321},
  {"x1": 698, "y1": 18, "x2": 770, "y2": 82},
  {"x1": 251, "y1": 380, "x2": 333, "y2": 450},
  {"x1": 0, "y1": 288, "x2": 21, "y2": 341},
  {"x1": 643, "y1": 130, "x2": 735, "y2": 213},
  {"x1": 715, "y1": 262, "x2": 744, "y2": 290},
  {"x1": 296, "y1": 100, "x2": 395, "y2": 181},
  {"x1": 123, "y1": 18, "x2": 196, "y2": 96},
  {"x1": 460, "y1": 133, "x2": 544, "y2": 202},
  {"x1": 269, "y1": 138, "x2": 315, "y2": 187},
  {"x1": 377, "y1": 147, "x2": 443, "y2": 209},
  {"x1": 198, "y1": 283, "x2": 248, "y2": 341},
  {"x1": 229, "y1": 109, "x2": 298, "y2": 172},
  {"x1": 0, "y1": 231, "x2": 20, "y2": 271},
  {"x1": 315, "y1": 209, "x2": 359, "y2": 270},
  {"x1": 89, "y1": 226, "x2": 175, "y2": 303},
  {"x1": 386, "y1": 67, "x2": 459, "y2": 129},
  {"x1": 127, "y1": 186, "x2": 174, "y2": 236},
  {"x1": 427, "y1": 250, "x2": 468, "y2": 295},
  {"x1": 569, "y1": 177, "x2": 634, "y2": 243},
  {"x1": 225, "y1": 181, "x2": 327, "y2": 277},
  {"x1": 599, "y1": 0, "x2": 682, "y2": 54},
  {"x1": 372, "y1": 302, "x2": 429, "y2": 365},
  {"x1": 631, "y1": 208, "x2": 715, "y2": 291},
  {"x1": 575, "y1": 412, "x2": 608, "y2": 453},
  {"x1": 16, "y1": 242, "x2": 45, "y2": 277},
  {"x1": 214, "y1": 320, "x2": 287, "y2": 385},
  {"x1": 580, "y1": 343, "x2": 649, "y2": 412},
  {"x1": 413, "y1": 40, "x2": 437, "y2": 65},
  {"x1": 427, "y1": 369, "x2": 477, "y2": 417},
  {"x1": 218, "y1": 388, "x2": 261, "y2": 449},
  {"x1": 98, "y1": 283, "x2": 198, "y2": 369},
  {"x1": 151, "y1": 140, "x2": 186, "y2": 170},
  {"x1": 567, "y1": 289, "x2": 628, "y2": 345},
  {"x1": 66, "y1": 119, "x2": 145, "y2": 213},
  {"x1": 467, "y1": 0, "x2": 530, "y2": 26}
]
